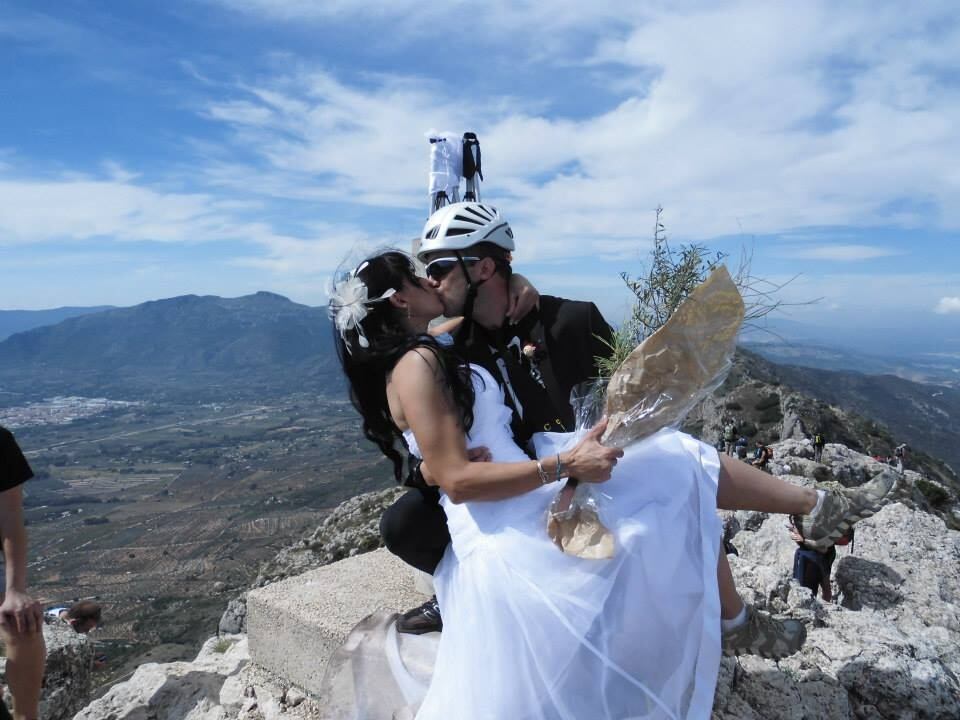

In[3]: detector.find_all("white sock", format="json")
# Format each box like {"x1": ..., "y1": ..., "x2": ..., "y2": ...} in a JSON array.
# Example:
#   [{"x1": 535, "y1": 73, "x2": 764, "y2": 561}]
[
  {"x1": 810, "y1": 489, "x2": 826, "y2": 517},
  {"x1": 721, "y1": 603, "x2": 748, "y2": 632}
]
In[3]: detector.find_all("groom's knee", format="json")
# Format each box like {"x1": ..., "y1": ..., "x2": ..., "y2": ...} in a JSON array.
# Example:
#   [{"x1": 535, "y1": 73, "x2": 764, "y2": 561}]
[{"x1": 380, "y1": 489, "x2": 449, "y2": 572}]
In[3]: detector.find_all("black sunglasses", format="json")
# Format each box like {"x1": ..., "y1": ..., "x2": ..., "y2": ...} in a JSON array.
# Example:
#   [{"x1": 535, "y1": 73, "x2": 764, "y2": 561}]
[{"x1": 424, "y1": 256, "x2": 480, "y2": 280}]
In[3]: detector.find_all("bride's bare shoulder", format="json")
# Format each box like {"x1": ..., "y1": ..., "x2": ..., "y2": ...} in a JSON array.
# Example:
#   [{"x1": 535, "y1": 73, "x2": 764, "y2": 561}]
[{"x1": 390, "y1": 347, "x2": 442, "y2": 384}]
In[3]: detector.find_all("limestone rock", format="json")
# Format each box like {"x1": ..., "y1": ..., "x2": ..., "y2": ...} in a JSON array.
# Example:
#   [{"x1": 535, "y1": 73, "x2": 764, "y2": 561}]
[
  {"x1": 717, "y1": 500, "x2": 960, "y2": 719},
  {"x1": 219, "y1": 596, "x2": 248, "y2": 635},
  {"x1": 74, "y1": 635, "x2": 249, "y2": 720},
  {"x1": 253, "y1": 487, "x2": 404, "y2": 588}
]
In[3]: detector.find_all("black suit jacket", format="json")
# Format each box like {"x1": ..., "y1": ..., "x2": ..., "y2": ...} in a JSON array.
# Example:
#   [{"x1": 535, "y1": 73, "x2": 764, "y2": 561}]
[{"x1": 455, "y1": 295, "x2": 614, "y2": 447}]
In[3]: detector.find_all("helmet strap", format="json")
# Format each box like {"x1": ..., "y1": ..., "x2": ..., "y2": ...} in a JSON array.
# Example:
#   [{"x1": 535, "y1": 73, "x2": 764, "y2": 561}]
[
  {"x1": 456, "y1": 250, "x2": 485, "y2": 337},
  {"x1": 456, "y1": 251, "x2": 513, "y2": 335}
]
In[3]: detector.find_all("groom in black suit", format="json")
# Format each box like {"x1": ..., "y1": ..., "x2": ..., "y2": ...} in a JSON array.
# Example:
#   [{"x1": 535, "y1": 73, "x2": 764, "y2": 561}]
[{"x1": 380, "y1": 202, "x2": 614, "y2": 633}]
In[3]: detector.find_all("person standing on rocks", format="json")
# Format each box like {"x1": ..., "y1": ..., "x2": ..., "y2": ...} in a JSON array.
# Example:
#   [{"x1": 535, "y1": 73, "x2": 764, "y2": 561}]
[
  {"x1": 0, "y1": 427, "x2": 46, "y2": 720},
  {"x1": 380, "y1": 201, "x2": 898, "y2": 660},
  {"x1": 789, "y1": 520, "x2": 835, "y2": 601},
  {"x1": 895, "y1": 443, "x2": 908, "y2": 473},
  {"x1": 813, "y1": 430, "x2": 826, "y2": 463},
  {"x1": 723, "y1": 420, "x2": 737, "y2": 456},
  {"x1": 735, "y1": 435, "x2": 749, "y2": 460}
]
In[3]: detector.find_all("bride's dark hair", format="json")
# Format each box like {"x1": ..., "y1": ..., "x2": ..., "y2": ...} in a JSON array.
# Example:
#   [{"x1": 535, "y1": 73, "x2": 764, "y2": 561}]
[{"x1": 332, "y1": 251, "x2": 476, "y2": 483}]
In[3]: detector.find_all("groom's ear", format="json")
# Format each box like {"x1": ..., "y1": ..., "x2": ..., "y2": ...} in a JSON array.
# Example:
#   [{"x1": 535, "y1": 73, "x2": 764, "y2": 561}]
[{"x1": 474, "y1": 256, "x2": 498, "y2": 281}]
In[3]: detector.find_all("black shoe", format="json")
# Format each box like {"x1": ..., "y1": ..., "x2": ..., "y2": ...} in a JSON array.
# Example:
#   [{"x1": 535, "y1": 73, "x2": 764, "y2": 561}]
[{"x1": 396, "y1": 595, "x2": 442, "y2": 635}]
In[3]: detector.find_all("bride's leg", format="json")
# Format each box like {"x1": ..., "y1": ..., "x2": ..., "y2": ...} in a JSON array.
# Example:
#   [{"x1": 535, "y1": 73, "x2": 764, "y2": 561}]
[
  {"x1": 716, "y1": 454, "x2": 898, "y2": 549},
  {"x1": 716, "y1": 455, "x2": 817, "y2": 514},
  {"x1": 716, "y1": 550, "x2": 807, "y2": 659},
  {"x1": 717, "y1": 551, "x2": 744, "y2": 620}
]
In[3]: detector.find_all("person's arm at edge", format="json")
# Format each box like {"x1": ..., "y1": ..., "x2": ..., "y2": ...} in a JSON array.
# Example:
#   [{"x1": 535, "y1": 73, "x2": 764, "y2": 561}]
[{"x1": 0, "y1": 485, "x2": 42, "y2": 634}]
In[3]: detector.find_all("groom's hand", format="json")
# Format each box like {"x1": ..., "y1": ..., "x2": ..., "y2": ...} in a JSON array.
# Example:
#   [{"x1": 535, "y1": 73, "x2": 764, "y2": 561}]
[{"x1": 467, "y1": 446, "x2": 492, "y2": 463}]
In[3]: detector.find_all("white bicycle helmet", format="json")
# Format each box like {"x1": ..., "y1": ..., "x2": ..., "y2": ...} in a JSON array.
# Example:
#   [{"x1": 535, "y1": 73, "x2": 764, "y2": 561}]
[{"x1": 417, "y1": 201, "x2": 515, "y2": 260}]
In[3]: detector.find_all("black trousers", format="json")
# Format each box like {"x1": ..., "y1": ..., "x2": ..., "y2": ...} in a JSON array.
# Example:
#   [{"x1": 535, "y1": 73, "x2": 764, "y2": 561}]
[{"x1": 380, "y1": 486, "x2": 451, "y2": 575}]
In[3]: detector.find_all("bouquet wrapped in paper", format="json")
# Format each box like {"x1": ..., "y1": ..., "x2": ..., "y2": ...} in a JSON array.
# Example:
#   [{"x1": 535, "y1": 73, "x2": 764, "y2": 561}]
[{"x1": 543, "y1": 265, "x2": 745, "y2": 558}]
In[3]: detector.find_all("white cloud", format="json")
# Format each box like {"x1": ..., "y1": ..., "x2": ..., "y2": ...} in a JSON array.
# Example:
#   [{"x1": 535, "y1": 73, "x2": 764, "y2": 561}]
[
  {"x1": 779, "y1": 245, "x2": 901, "y2": 262},
  {"x1": 183, "y1": 1, "x2": 960, "y2": 262},
  {"x1": 5, "y1": 0, "x2": 960, "y2": 313},
  {"x1": 758, "y1": 272, "x2": 960, "y2": 321},
  {"x1": 229, "y1": 222, "x2": 410, "y2": 277},
  {"x1": 935, "y1": 297, "x2": 960, "y2": 315},
  {"x1": 0, "y1": 176, "x2": 240, "y2": 245}
]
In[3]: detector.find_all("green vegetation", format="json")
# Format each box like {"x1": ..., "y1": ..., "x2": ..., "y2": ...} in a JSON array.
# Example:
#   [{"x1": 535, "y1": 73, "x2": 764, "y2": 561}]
[
  {"x1": 916, "y1": 478, "x2": 950, "y2": 508},
  {"x1": 596, "y1": 206, "x2": 804, "y2": 381},
  {"x1": 212, "y1": 638, "x2": 235, "y2": 654},
  {"x1": 754, "y1": 394, "x2": 781, "y2": 411}
]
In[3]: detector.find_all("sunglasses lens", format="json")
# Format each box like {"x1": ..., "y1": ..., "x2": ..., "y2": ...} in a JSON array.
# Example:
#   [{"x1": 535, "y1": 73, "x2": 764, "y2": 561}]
[{"x1": 426, "y1": 259, "x2": 456, "y2": 280}]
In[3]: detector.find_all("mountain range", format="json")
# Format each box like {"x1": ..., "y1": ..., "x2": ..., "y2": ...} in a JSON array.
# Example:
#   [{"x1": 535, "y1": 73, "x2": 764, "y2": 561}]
[
  {"x1": 0, "y1": 293, "x2": 338, "y2": 400},
  {"x1": 1, "y1": 292, "x2": 957, "y2": 471},
  {"x1": 0, "y1": 306, "x2": 115, "y2": 342}
]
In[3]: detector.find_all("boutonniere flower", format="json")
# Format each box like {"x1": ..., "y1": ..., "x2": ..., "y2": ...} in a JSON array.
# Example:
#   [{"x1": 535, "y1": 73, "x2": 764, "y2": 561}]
[{"x1": 521, "y1": 341, "x2": 547, "y2": 388}]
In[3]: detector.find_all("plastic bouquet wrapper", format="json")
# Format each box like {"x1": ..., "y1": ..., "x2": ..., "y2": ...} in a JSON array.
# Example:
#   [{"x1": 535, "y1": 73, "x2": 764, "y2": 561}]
[{"x1": 545, "y1": 265, "x2": 745, "y2": 558}]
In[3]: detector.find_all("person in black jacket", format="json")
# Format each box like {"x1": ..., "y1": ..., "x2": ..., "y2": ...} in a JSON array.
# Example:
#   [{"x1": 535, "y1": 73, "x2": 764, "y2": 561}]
[{"x1": 0, "y1": 428, "x2": 45, "y2": 720}]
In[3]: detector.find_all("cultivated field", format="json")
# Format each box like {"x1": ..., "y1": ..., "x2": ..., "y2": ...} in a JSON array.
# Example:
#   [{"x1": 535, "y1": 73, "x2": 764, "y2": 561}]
[{"x1": 7, "y1": 393, "x2": 392, "y2": 691}]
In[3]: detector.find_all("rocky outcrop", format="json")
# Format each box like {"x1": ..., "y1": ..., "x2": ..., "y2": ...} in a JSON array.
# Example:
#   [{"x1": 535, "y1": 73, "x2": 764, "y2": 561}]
[
  {"x1": 72, "y1": 633, "x2": 332, "y2": 719},
  {"x1": 715, "y1": 498, "x2": 960, "y2": 718},
  {"x1": 0, "y1": 622, "x2": 93, "y2": 720},
  {"x1": 218, "y1": 487, "x2": 405, "y2": 634},
  {"x1": 88, "y1": 438, "x2": 960, "y2": 719},
  {"x1": 254, "y1": 486, "x2": 403, "y2": 589}
]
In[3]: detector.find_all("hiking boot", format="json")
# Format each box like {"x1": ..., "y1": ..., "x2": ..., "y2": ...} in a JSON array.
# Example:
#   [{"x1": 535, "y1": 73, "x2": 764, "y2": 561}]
[
  {"x1": 722, "y1": 604, "x2": 806, "y2": 660},
  {"x1": 396, "y1": 595, "x2": 442, "y2": 635},
  {"x1": 794, "y1": 469, "x2": 897, "y2": 550}
]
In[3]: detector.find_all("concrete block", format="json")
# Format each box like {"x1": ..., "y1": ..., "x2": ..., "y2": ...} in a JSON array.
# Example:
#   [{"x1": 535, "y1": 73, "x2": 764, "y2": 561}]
[{"x1": 246, "y1": 548, "x2": 428, "y2": 696}]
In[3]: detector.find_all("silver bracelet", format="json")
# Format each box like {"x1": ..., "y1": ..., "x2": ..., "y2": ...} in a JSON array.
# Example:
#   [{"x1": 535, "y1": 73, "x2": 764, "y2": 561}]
[
  {"x1": 536, "y1": 460, "x2": 551, "y2": 485},
  {"x1": 555, "y1": 453, "x2": 563, "y2": 482}
]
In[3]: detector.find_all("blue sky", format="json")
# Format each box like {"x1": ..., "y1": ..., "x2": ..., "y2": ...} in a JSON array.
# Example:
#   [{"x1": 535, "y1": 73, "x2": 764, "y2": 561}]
[{"x1": 1, "y1": 0, "x2": 959, "y2": 350}]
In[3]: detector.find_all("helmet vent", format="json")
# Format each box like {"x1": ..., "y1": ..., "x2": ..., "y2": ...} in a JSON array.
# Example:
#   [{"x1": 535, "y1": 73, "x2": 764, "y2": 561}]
[
  {"x1": 482, "y1": 222, "x2": 509, "y2": 240},
  {"x1": 453, "y1": 214, "x2": 484, "y2": 225},
  {"x1": 446, "y1": 228, "x2": 474, "y2": 236},
  {"x1": 464, "y1": 206, "x2": 493, "y2": 222}
]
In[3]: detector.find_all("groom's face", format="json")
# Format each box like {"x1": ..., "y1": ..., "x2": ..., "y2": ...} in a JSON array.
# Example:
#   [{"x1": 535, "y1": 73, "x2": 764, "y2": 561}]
[{"x1": 422, "y1": 251, "x2": 477, "y2": 317}]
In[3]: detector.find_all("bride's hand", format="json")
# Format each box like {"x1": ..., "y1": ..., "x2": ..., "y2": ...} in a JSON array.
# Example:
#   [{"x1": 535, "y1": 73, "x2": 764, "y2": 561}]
[
  {"x1": 562, "y1": 417, "x2": 623, "y2": 483},
  {"x1": 506, "y1": 273, "x2": 540, "y2": 324}
]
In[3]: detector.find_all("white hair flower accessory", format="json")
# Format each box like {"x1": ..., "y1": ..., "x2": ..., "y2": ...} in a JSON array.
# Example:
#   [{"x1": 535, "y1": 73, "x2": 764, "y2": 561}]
[{"x1": 327, "y1": 260, "x2": 397, "y2": 351}]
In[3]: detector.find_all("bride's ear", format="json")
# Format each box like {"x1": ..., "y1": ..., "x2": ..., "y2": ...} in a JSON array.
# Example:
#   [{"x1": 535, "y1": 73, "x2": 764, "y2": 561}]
[{"x1": 388, "y1": 293, "x2": 408, "y2": 312}]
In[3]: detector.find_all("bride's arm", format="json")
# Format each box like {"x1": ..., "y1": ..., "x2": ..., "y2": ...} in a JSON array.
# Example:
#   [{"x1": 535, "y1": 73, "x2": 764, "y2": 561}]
[{"x1": 391, "y1": 349, "x2": 620, "y2": 504}]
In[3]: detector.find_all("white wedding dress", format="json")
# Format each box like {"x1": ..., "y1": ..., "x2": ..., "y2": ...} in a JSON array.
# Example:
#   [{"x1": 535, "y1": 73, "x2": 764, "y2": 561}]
[
  {"x1": 317, "y1": 364, "x2": 722, "y2": 719},
  {"x1": 401, "y1": 365, "x2": 723, "y2": 720}
]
